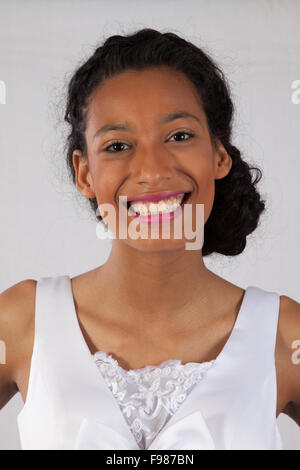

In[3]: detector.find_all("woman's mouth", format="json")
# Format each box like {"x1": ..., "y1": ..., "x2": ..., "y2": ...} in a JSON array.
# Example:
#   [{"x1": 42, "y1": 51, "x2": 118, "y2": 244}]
[{"x1": 126, "y1": 191, "x2": 192, "y2": 220}]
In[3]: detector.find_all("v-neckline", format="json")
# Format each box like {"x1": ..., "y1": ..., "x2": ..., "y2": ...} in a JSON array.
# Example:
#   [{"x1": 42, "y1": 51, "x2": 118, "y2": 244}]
[{"x1": 65, "y1": 274, "x2": 251, "y2": 449}]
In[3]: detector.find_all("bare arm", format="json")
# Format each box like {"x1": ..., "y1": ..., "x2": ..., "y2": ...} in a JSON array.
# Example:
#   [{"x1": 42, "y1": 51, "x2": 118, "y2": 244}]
[
  {"x1": 0, "y1": 280, "x2": 36, "y2": 409},
  {"x1": 279, "y1": 295, "x2": 300, "y2": 426}
]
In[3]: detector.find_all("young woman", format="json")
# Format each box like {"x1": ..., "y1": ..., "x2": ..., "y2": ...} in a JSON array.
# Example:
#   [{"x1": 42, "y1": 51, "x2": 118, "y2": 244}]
[{"x1": 0, "y1": 28, "x2": 299, "y2": 450}]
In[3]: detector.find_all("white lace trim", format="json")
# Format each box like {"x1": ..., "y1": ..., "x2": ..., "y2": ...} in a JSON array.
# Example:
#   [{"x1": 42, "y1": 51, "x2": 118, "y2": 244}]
[{"x1": 93, "y1": 350, "x2": 215, "y2": 450}]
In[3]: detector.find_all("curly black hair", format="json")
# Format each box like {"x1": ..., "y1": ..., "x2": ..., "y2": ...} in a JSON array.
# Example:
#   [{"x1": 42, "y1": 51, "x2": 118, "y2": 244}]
[{"x1": 64, "y1": 27, "x2": 265, "y2": 257}]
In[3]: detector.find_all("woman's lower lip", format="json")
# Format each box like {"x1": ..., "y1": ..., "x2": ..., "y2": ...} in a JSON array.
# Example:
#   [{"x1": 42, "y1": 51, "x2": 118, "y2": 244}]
[{"x1": 130, "y1": 204, "x2": 183, "y2": 223}]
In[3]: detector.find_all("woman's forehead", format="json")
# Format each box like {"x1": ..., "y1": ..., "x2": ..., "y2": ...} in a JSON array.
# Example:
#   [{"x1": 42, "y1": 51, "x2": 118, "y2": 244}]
[{"x1": 85, "y1": 67, "x2": 205, "y2": 133}]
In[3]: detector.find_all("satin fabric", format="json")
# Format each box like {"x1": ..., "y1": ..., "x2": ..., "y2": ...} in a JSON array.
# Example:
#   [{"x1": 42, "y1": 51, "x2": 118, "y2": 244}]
[{"x1": 74, "y1": 410, "x2": 216, "y2": 450}]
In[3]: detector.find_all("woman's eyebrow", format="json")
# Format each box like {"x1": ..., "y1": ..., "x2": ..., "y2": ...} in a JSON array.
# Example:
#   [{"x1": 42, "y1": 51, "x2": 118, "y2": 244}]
[{"x1": 93, "y1": 110, "x2": 202, "y2": 140}]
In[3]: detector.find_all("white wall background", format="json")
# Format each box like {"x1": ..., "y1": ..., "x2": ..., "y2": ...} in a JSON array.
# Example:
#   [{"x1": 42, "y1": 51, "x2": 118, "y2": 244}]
[{"x1": 0, "y1": 0, "x2": 299, "y2": 450}]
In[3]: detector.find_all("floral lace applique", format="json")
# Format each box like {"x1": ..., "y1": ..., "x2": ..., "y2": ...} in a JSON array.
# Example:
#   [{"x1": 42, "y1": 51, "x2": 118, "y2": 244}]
[{"x1": 93, "y1": 350, "x2": 215, "y2": 450}]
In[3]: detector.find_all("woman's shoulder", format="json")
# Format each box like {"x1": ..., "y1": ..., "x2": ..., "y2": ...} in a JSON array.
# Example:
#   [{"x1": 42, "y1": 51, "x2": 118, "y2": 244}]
[
  {"x1": 277, "y1": 293, "x2": 300, "y2": 424},
  {"x1": 0, "y1": 278, "x2": 37, "y2": 329},
  {"x1": 0, "y1": 279, "x2": 37, "y2": 402},
  {"x1": 277, "y1": 293, "x2": 300, "y2": 370}
]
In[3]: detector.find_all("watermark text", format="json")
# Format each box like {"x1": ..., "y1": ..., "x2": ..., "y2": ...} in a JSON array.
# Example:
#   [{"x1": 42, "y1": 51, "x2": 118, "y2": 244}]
[{"x1": 0, "y1": 80, "x2": 6, "y2": 104}]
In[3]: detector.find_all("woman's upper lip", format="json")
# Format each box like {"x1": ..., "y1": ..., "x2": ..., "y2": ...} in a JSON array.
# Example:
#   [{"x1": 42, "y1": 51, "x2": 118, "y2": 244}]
[{"x1": 123, "y1": 190, "x2": 190, "y2": 203}]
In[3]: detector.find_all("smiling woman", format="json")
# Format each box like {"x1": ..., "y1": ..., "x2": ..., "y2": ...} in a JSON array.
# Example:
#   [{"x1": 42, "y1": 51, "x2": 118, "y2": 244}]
[
  {"x1": 1, "y1": 27, "x2": 300, "y2": 451},
  {"x1": 64, "y1": 29, "x2": 265, "y2": 256}
]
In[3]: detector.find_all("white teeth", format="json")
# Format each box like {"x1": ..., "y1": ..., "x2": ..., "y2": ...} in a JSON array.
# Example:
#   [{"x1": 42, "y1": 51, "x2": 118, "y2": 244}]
[{"x1": 129, "y1": 193, "x2": 185, "y2": 216}]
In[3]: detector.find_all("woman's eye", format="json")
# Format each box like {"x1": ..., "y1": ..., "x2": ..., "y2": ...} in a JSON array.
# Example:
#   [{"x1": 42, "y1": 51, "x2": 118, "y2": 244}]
[
  {"x1": 168, "y1": 131, "x2": 195, "y2": 142},
  {"x1": 103, "y1": 141, "x2": 129, "y2": 153},
  {"x1": 103, "y1": 131, "x2": 194, "y2": 153}
]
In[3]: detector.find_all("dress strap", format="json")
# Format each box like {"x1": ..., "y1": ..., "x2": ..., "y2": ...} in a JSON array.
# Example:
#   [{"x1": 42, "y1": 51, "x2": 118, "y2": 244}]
[{"x1": 237, "y1": 286, "x2": 280, "y2": 366}]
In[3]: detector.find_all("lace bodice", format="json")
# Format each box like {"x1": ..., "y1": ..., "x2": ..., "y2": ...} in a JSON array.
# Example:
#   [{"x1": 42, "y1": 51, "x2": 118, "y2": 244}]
[{"x1": 93, "y1": 351, "x2": 216, "y2": 450}]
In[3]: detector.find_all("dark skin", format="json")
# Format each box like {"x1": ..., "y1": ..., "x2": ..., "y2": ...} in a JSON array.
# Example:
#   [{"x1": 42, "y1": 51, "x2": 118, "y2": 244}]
[{"x1": 0, "y1": 66, "x2": 299, "y2": 429}]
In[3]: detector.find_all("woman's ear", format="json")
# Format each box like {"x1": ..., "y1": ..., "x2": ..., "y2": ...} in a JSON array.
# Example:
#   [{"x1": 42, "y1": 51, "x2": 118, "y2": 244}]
[
  {"x1": 213, "y1": 140, "x2": 232, "y2": 180},
  {"x1": 72, "y1": 150, "x2": 96, "y2": 198}
]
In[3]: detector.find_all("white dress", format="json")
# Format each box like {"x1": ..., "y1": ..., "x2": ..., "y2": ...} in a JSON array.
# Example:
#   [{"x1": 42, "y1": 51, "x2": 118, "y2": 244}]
[
  {"x1": 93, "y1": 351, "x2": 215, "y2": 450},
  {"x1": 17, "y1": 275, "x2": 283, "y2": 450}
]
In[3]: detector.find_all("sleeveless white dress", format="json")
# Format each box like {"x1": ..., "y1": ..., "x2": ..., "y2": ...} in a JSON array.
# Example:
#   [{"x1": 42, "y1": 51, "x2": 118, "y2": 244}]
[{"x1": 17, "y1": 275, "x2": 283, "y2": 450}]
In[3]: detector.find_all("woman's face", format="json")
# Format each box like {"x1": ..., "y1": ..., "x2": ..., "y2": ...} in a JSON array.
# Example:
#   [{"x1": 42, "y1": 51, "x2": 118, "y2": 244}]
[{"x1": 73, "y1": 65, "x2": 232, "y2": 252}]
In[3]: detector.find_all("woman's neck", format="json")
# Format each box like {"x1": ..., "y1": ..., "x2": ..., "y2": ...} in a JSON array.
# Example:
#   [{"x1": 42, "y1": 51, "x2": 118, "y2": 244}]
[{"x1": 92, "y1": 241, "x2": 223, "y2": 331}]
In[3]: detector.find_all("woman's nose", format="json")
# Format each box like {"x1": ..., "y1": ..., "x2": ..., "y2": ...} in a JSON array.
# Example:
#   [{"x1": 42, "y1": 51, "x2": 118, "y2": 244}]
[{"x1": 129, "y1": 144, "x2": 176, "y2": 182}]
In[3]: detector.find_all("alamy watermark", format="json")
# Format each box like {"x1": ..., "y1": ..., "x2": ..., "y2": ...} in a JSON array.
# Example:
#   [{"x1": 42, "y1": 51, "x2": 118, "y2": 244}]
[
  {"x1": 0, "y1": 340, "x2": 6, "y2": 364},
  {"x1": 291, "y1": 339, "x2": 300, "y2": 365},
  {"x1": 95, "y1": 198, "x2": 205, "y2": 250},
  {"x1": 0, "y1": 80, "x2": 6, "y2": 104},
  {"x1": 291, "y1": 80, "x2": 300, "y2": 104}
]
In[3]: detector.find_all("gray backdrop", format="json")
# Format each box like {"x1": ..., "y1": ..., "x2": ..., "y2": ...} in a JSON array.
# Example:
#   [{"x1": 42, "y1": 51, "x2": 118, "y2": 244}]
[{"x1": 0, "y1": 0, "x2": 299, "y2": 450}]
